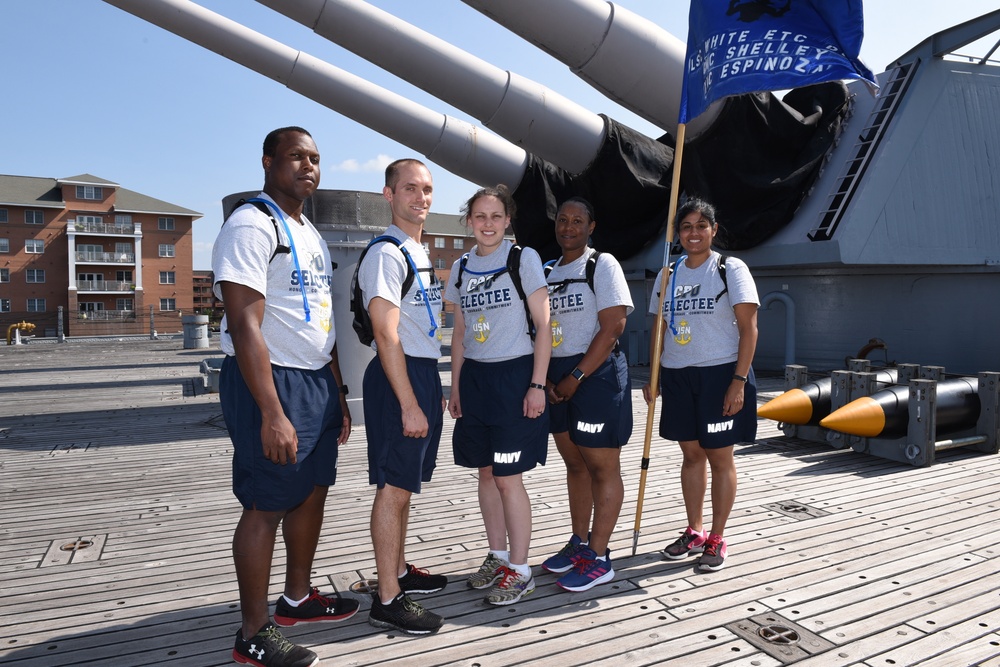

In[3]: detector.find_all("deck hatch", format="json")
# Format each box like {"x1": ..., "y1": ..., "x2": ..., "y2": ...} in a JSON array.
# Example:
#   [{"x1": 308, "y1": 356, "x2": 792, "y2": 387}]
[
  {"x1": 726, "y1": 613, "x2": 835, "y2": 663},
  {"x1": 763, "y1": 500, "x2": 830, "y2": 520}
]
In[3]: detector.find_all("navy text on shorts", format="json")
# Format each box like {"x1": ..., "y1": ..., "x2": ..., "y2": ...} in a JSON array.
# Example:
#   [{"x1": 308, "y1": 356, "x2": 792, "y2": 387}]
[
  {"x1": 453, "y1": 355, "x2": 548, "y2": 476},
  {"x1": 548, "y1": 351, "x2": 633, "y2": 448},
  {"x1": 658, "y1": 362, "x2": 757, "y2": 449}
]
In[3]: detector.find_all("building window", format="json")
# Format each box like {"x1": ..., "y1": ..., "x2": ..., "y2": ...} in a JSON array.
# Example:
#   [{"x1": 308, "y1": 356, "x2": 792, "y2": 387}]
[
  {"x1": 0, "y1": 298, "x2": 9, "y2": 313},
  {"x1": 158, "y1": 217, "x2": 175, "y2": 231},
  {"x1": 116, "y1": 270, "x2": 133, "y2": 283},
  {"x1": 77, "y1": 215, "x2": 102, "y2": 226},
  {"x1": 159, "y1": 244, "x2": 175, "y2": 258},
  {"x1": 116, "y1": 298, "x2": 134, "y2": 311},
  {"x1": 0, "y1": 239, "x2": 7, "y2": 253},
  {"x1": 25, "y1": 240, "x2": 44, "y2": 254},
  {"x1": 79, "y1": 302, "x2": 105, "y2": 313},
  {"x1": 0, "y1": 268, "x2": 8, "y2": 282},
  {"x1": 422, "y1": 242, "x2": 430, "y2": 253},
  {"x1": 434, "y1": 258, "x2": 446, "y2": 269},
  {"x1": 77, "y1": 186, "x2": 104, "y2": 200},
  {"x1": 24, "y1": 210, "x2": 44, "y2": 225},
  {"x1": 434, "y1": 237, "x2": 445, "y2": 248},
  {"x1": 160, "y1": 298, "x2": 176, "y2": 311},
  {"x1": 0, "y1": 208, "x2": 7, "y2": 223},
  {"x1": 115, "y1": 214, "x2": 132, "y2": 224},
  {"x1": 26, "y1": 269, "x2": 45, "y2": 283},
  {"x1": 27, "y1": 298, "x2": 46, "y2": 312},
  {"x1": 453, "y1": 238, "x2": 465, "y2": 249},
  {"x1": 160, "y1": 271, "x2": 176, "y2": 284}
]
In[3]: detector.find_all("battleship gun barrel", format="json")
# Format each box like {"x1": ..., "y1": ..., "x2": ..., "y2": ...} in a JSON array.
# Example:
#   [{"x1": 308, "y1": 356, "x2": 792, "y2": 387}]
[
  {"x1": 256, "y1": 0, "x2": 606, "y2": 173},
  {"x1": 819, "y1": 377, "x2": 981, "y2": 438},
  {"x1": 102, "y1": 0, "x2": 528, "y2": 188},
  {"x1": 460, "y1": 0, "x2": 720, "y2": 136}
]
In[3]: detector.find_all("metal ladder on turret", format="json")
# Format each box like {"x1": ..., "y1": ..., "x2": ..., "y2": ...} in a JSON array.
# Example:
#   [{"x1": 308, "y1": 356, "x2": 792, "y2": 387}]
[{"x1": 808, "y1": 61, "x2": 917, "y2": 242}]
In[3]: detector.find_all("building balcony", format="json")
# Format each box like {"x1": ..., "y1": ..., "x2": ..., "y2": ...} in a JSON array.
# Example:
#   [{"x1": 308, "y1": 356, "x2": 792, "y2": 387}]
[
  {"x1": 77, "y1": 309, "x2": 137, "y2": 321},
  {"x1": 75, "y1": 251, "x2": 135, "y2": 264},
  {"x1": 73, "y1": 221, "x2": 136, "y2": 235},
  {"x1": 76, "y1": 280, "x2": 135, "y2": 292}
]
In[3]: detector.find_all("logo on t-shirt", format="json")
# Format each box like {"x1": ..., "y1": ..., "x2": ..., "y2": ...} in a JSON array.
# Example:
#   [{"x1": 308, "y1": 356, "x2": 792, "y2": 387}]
[
  {"x1": 472, "y1": 314, "x2": 490, "y2": 344},
  {"x1": 551, "y1": 319, "x2": 563, "y2": 348},
  {"x1": 673, "y1": 318, "x2": 692, "y2": 345}
]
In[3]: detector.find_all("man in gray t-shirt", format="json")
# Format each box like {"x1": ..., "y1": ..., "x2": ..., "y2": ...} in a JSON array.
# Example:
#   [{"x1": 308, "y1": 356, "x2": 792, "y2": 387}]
[{"x1": 360, "y1": 158, "x2": 448, "y2": 635}]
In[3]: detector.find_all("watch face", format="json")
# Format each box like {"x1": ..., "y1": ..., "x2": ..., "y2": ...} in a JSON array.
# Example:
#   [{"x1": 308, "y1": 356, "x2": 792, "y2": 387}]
[{"x1": 572, "y1": 368, "x2": 584, "y2": 381}]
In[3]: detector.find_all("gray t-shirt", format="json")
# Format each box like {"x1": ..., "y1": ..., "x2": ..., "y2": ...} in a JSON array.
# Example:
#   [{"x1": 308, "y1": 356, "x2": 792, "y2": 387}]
[
  {"x1": 212, "y1": 192, "x2": 336, "y2": 370},
  {"x1": 444, "y1": 239, "x2": 547, "y2": 362},
  {"x1": 546, "y1": 247, "x2": 634, "y2": 357},
  {"x1": 649, "y1": 251, "x2": 759, "y2": 368},
  {"x1": 358, "y1": 224, "x2": 442, "y2": 360}
]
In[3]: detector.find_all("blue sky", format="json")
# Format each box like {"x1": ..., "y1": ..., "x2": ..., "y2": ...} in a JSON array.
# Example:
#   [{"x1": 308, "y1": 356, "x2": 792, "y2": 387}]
[{"x1": 2, "y1": 1, "x2": 997, "y2": 269}]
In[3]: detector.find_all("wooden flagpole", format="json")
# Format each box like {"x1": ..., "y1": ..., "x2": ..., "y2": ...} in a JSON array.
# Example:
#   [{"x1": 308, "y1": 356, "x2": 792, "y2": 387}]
[{"x1": 631, "y1": 121, "x2": 686, "y2": 556}]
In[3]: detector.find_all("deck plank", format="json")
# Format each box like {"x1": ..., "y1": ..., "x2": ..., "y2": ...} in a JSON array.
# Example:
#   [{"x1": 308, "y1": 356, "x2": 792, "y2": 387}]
[{"x1": 1, "y1": 338, "x2": 999, "y2": 666}]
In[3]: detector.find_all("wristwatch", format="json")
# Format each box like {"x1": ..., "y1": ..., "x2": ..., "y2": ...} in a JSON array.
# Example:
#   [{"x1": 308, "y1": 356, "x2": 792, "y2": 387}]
[
  {"x1": 570, "y1": 367, "x2": 586, "y2": 382},
  {"x1": 340, "y1": 384, "x2": 350, "y2": 395},
  {"x1": 732, "y1": 374, "x2": 748, "y2": 384}
]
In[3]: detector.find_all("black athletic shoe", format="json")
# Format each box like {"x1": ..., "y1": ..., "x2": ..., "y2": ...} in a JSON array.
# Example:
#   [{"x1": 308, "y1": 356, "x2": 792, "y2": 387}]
[
  {"x1": 233, "y1": 622, "x2": 318, "y2": 667},
  {"x1": 368, "y1": 592, "x2": 443, "y2": 635},
  {"x1": 273, "y1": 587, "x2": 360, "y2": 626},
  {"x1": 397, "y1": 563, "x2": 448, "y2": 594}
]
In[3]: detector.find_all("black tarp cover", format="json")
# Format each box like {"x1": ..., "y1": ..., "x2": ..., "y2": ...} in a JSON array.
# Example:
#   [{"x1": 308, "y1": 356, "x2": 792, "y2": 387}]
[{"x1": 509, "y1": 81, "x2": 851, "y2": 259}]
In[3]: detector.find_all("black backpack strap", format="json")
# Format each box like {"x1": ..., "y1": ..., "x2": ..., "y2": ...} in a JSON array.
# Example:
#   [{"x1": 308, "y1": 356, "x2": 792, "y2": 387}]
[
  {"x1": 228, "y1": 198, "x2": 291, "y2": 263},
  {"x1": 453, "y1": 253, "x2": 470, "y2": 289},
  {"x1": 506, "y1": 245, "x2": 536, "y2": 340},
  {"x1": 716, "y1": 254, "x2": 729, "y2": 301},
  {"x1": 585, "y1": 250, "x2": 601, "y2": 293}
]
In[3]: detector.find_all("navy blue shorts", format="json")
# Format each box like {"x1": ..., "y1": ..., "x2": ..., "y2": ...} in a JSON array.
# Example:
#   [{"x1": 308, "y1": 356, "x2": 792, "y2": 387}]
[
  {"x1": 220, "y1": 356, "x2": 342, "y2": 512},
  {"x1": 658, "y1": 362, "x2": 757, "y2": 448},
  {"x1": 548, "y1": 351, "x2": 633, "y2": 448},
  {"x1": 453, "y1": 355, "x2": 548, "y2": 476},
  {"x1": 363, "y1": 355, "x2": 443, "y2": 493}
]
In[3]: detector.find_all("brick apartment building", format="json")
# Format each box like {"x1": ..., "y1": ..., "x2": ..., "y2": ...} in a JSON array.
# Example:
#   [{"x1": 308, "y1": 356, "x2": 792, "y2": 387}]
[{"x1": 0, "y1": 173, "x2": 200, "y2": 338}]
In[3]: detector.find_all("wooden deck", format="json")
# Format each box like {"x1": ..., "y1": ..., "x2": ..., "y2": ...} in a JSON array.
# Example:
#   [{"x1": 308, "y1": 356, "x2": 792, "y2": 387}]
[{"x1": 1, "y1": 337, "x2": 999, "y2": 666}]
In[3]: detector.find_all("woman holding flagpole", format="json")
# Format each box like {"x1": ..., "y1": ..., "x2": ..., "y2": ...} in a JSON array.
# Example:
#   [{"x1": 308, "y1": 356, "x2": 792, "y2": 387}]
[{"x1": 642, "y1": 197, "x2": 759, "y2": 572}]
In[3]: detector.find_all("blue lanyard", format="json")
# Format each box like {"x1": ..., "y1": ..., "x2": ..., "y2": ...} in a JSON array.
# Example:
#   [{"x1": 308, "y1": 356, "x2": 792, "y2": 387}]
[
  {"x1": 248, "y1": 198, "x2": 311, "y2": 322},
  {"x1": 668, "y1": 255, "x2": 687, "y2": 336},
  {"x1": 400, "y1": 247, "x2": 438, "y2": 339}
]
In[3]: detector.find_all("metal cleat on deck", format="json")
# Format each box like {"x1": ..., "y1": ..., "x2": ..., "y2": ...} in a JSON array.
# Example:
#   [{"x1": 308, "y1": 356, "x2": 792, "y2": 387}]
[{"x1": 199, "y1": 357, "x2": 224, "y2": 393}]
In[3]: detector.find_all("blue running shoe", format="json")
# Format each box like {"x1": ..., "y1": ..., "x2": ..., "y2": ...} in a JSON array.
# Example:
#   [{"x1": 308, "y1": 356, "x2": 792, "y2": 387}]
[
  {"x1": 542, "y1": 534, "x2": 587, "y2": 573},
  {"x1": 556, "y1": 547, "x2": 614, "y2": 592}
]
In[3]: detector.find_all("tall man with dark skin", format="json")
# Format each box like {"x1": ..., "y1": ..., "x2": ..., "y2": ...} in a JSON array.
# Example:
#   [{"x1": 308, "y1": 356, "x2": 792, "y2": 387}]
[{"x1": 214, "y1": 127, "x2": 358, "y2": 667}]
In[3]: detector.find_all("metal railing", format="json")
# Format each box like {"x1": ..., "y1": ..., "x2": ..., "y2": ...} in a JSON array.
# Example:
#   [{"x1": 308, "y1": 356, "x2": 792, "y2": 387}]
[
  {"x1": 76, "y1": 280, "x2": 135, "y2": 292},
  {"x1": 75, "y1": 251, "x2": 136, "y2": 264},
  {"x1": 72, "y1": 221, "x2": 136, "y2": 235},
  {"x1": 77, "y1": 309, "x2": 137, "y2": 321}
]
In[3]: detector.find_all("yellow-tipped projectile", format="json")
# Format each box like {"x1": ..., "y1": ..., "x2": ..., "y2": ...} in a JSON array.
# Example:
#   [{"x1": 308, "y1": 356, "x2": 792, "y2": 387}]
[
  {"x1": 758, "y1": 388, "x2": 814, "y2": 424},
  {"x1": 819, "y1": 396, "x2": 886, "y2": 437}
]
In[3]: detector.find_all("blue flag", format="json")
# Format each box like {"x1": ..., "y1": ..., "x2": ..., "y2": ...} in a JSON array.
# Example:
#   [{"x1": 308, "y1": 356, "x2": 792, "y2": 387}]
[{"x1": 679, "y1": 1, "x2": 877, "y2": 123}]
